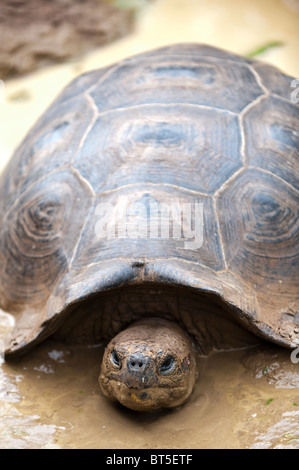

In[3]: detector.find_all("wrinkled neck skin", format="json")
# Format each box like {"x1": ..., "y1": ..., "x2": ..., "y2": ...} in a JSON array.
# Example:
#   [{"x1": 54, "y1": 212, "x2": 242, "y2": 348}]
[{"x1": 99, "y1": 317, "x2": 197, "y2": 411}]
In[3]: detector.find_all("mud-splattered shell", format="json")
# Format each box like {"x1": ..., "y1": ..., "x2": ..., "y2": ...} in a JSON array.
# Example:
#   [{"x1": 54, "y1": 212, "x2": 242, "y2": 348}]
[{"x1": 0, "y1": 44, "x2": 298, "y2": 355}]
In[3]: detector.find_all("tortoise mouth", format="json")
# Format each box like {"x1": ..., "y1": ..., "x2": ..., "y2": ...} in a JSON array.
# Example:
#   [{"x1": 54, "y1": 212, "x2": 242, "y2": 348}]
[{"x1": 101, "y1": 376, "x2": 192, "y2": 411}]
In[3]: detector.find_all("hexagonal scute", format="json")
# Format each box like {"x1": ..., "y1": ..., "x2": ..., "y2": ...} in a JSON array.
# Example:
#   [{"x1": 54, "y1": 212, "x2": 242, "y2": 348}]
[
  {"x1": 89, "y1": 53, "x2": 264, "y2": 114},
  {"x1": 252, "y1": 62, "x2": 296, "y2": 101},
  {"x1": 73, "y1": 104, "x2": 242, "y2": 195},
  {"x1": 134, "y1": 43, "x2": 255, "y2": 64},
  {"x1": 216, "y1": 168, "x2": 299, "y2": 289},
  {"x1": 0, "y1": 170, "x2": 93, "y2": 310},
  {"x1": 71, "y1": 185, "x2": 225, "y2": 271},
  {"x1": 243, "y1": 96, "x2": 299, "y2": 190},
  {"x1": 0, "y1": 94, "x2": 95, "y2": 217},
  {"x1": 51, "y1": 67, "x2": 108, "y2": 106}
]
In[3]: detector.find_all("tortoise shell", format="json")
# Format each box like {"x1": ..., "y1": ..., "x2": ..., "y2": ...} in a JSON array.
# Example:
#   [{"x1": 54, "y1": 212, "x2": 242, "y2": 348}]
[{"x1": 0, "y1": 43, "x2": 298, "y2": 355}]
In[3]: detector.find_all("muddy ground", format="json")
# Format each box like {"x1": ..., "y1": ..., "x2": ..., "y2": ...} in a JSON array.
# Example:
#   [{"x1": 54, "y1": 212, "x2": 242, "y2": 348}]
[{"x1": 1, "y1": 340, "x2": 298, "y2": 449}]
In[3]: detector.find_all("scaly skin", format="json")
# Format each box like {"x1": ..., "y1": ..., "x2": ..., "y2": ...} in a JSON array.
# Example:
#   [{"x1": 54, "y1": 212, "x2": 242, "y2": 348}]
[{"x1": 99, "y1": 317, "x2": 197, "y2": 411}]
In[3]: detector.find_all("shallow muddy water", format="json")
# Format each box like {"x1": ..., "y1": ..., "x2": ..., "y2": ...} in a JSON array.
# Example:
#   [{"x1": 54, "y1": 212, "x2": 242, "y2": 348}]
[{"x1": 1, "y1": 340, "x2": 298, "y2": 449}]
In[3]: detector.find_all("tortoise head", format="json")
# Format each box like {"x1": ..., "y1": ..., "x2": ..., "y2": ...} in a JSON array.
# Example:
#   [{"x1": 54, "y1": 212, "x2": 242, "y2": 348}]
[{"x1": 99, "y1": 317, "x2": 197, "y2": 411}]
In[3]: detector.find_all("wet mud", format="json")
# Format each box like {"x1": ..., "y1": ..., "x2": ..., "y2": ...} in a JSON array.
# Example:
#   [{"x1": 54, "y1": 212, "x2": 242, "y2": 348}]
[{"x1": 1, "y1": 340, "x2": 298, "y2": 449}]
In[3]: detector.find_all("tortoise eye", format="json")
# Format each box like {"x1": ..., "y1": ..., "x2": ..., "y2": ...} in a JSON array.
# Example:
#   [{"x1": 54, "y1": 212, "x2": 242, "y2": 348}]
[
  {"x1": 111, "y1": 350, "x2": 121, "y2": 368},
  {"x1": 160, "y1": 356, "x2": 175, "y2": 374}
]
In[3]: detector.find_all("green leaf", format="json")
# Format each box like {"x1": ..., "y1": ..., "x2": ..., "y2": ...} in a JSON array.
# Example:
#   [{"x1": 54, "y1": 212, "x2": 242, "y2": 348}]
[{"x1": 246, "y1": 41, "x2": 284, "y2": 58}]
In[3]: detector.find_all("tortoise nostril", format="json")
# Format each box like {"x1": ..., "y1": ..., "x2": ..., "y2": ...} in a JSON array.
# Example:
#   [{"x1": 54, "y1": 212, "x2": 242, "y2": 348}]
[{"x1": 127, "y1": 354, "x2": 149, "y2": 372}]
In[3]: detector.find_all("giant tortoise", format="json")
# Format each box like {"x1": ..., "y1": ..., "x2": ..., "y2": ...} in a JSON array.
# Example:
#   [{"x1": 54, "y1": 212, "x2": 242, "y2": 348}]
[{"x1": 0, "y1": 44, "x2": 298, "y2": 411}]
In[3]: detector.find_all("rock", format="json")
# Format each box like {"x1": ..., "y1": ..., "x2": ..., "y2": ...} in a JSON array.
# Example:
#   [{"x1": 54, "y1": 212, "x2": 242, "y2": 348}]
[{"x1": 0, "y1": 0, "x2": 134, "y2": 79}]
